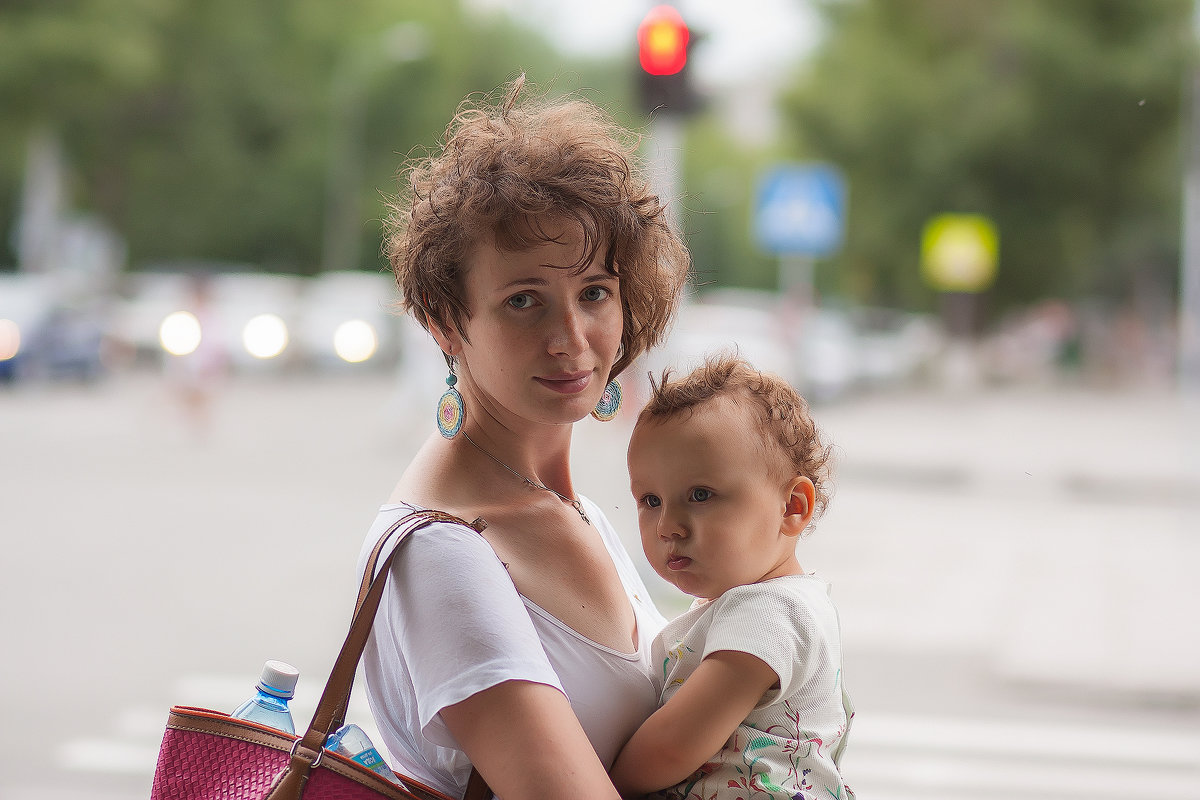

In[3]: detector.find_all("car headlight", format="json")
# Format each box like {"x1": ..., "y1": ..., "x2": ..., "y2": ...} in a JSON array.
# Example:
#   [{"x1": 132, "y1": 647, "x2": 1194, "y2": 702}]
[
  {"x1": 0, "y1": 319, "x2": 19, "y2": 361},
  {"x1": 160, "y1": 311, "x2": 202, "y2": 356},
  {"x1": 243, "y1": 314, "x2": 288, "y2": 359},
  {"x1": 333, "y1": 320, "x2": 378, "y2": 363}
]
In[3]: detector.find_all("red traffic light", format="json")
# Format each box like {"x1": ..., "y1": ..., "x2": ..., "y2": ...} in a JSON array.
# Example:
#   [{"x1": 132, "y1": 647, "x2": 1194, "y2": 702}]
[{"x1": 638, "y1": 5, "x2": 689, "y2": 76}]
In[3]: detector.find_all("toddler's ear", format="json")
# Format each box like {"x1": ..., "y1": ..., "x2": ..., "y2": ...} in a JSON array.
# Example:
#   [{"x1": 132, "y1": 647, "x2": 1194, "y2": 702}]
[{"x1": 782, "y1": 476, "x2": 816, "y2": 537}]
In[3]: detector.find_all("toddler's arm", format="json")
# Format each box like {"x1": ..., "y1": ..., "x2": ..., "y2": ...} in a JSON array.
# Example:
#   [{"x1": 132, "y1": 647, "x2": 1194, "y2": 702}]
[{"x1": 609, "y1": 649, "x2": 777, "y2": 798}]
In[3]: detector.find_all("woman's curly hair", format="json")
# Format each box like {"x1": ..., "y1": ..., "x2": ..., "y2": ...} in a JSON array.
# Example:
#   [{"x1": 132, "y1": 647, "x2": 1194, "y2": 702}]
[
  {"x1": 384, "y1": 75, "x2": 690, "y2": 378},
  {"x1": 638, "y1": 354, "x2": 836, "y2": 520}
]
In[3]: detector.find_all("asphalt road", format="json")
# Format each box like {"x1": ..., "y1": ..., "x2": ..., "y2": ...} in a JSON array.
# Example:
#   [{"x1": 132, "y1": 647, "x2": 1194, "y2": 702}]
[{"x1": 3, "y1": 369, "x2": 1198, "y2": 799}]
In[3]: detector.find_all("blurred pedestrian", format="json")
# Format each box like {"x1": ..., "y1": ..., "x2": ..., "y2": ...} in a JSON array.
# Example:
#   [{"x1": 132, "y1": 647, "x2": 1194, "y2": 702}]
[
  {"x1": 611, "y1": 355, "x2": 854, "y2": 800},
  {"x1": 355, "y1": 75, "x2": 690, "y2": 800},
  {"x1": 165, "y1": 272, "x2": 228, "y2": 438}
]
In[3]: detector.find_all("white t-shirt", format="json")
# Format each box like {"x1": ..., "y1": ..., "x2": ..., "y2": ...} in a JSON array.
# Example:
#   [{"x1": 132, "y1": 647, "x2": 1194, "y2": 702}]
[
  {"x1": 356, "y1": 499, "x2": 666, "y2": 798},
  {"x1": 650, "y1": 575, "x2": 855, "y2": 800}
]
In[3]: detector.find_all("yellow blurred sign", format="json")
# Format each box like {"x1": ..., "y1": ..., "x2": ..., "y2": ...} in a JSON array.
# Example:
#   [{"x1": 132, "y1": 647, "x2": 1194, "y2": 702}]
[{"x1": 921, "y1": 214, "x2": 998, "y2": 293}]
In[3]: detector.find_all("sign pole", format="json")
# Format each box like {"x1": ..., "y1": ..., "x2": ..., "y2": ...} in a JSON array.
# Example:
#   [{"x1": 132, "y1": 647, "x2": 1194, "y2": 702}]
[
  {"x1": 920, "y1": 214, "x2": 999, "y2": 390},
  {"x1": 779, "y1": 254, "x2": 815, "y2": 313}
]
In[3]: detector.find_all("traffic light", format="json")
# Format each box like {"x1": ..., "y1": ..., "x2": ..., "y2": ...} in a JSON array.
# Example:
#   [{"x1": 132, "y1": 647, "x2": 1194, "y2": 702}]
[{"x1": 636, "y1": 5, "x2": 699, "y2": 115}]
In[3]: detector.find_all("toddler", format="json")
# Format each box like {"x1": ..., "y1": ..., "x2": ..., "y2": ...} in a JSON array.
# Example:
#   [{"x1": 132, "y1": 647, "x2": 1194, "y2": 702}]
[{"x1": 610, "y1": 354, "x2": 854, "y2": 800}]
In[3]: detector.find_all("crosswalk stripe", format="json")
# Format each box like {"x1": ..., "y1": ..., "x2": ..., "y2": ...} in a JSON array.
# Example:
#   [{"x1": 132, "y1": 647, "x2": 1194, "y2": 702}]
[
  {"x1": 58, "y1": 672, "x2": 382, "y2": 776},
  {"x1": 847, "y1": 751, "x2": 1199, "y2": 799},
  {"x1": 850, "y1": 712, "x2": 1200, "y2": 767},
  {"x1": 58, "y1": 675, "x2": 1200, "y2": 800},
  {"x1": 844, "y1": 712, "x2": 1200, "y2": 800}
]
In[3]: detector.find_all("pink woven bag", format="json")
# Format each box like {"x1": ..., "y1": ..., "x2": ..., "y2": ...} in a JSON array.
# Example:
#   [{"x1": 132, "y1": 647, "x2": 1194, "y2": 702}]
[{"x1": 150, "y1": 510, "x2": 492, "y2": 800}]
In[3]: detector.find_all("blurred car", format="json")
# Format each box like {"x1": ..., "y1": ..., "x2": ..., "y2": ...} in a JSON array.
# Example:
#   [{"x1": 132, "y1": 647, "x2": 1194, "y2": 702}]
[
  {"x1": 112, "y1": 266, "x2": 304, "y2": 372},
  {"x1": 292, "y1": 270, "x2": 401, "y2": 370},
  {"x1": 0, "y1": 272, "x2": 48, "y2": 382},
  {"x1": 645, "y1": 288, "x2": 941, "y2": 404},
  {"x1": 111, "y1": 271, "x2": 194, "y2": 364},
  {"x1": 790, "y1": 308, "x2": 860, "y2": 403},
  {"x1": 28, "y1": 305, "x2": 108, "y2": 380},
  {"x1": 0, "y1": 272, "x2": 108, "y2": 383},
  {"x1": 651, "y1": 294, "x2": 798, "y2": 386},
  {"x1": 850, "y1": 307, "x2": 944, "y2": 388},
  {"x1": 671, "y1": 288, "x2": 857, "y2": 402},
  {"x1": 207, "y1": 272, "x2": 303, "y2": 370}
]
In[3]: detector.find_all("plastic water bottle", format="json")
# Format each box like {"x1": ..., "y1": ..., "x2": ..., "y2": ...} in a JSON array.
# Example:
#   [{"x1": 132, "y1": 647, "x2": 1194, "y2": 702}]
[
  {"x1": 231, "y1": 660, "x2": 299, "y2": 734},
  {"x1": 325, "y1": 723, "x2": 399, "y2": 784}
]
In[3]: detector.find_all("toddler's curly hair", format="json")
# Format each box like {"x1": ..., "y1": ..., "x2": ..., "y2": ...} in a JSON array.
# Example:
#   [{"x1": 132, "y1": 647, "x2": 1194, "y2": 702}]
[{"x1": 638, "y1": 354, "x2": 835, "y2": 518}]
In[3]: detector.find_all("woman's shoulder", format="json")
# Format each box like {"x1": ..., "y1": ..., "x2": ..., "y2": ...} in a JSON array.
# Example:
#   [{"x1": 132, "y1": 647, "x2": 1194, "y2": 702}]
[
  {"x1": 364, "y1": 496, "x2": 631, "y2": 584},
  {"x1": 367, "y1": 502, "x2": 488, "y2": 541},
  {"x1": 359, "y1": 503, "x2": 503, "y2": 577}
]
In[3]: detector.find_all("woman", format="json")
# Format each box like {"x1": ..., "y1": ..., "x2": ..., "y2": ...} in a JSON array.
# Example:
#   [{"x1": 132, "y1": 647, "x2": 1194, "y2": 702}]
[{"x1": 356, "y1": 77, "x2": 690, "y2": 800}]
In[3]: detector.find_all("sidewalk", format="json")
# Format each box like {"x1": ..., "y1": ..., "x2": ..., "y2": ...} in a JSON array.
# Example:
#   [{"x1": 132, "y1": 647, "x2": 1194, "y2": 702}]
[
  {"x1": 805, "y1": 384, "x2": 1200, "y2": 699},
  {"x1": 3, "y1": 373, "x2": 1197, "y2": 800}
]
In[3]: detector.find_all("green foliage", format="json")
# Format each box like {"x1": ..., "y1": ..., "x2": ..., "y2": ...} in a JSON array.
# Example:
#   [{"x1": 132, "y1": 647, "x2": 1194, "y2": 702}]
[
  {"x1": 4, "y1": 0, "x2": 1186, "y2": 310},
  {"x1": 678, "y1": 117, "x2": 783, "y2": 292},
  {"x1": 0, "y1": 0, "x2": 630, "y2": 272},
  {"x1": 781, "y1": 0, "x2": 1191, "y2": 313}
]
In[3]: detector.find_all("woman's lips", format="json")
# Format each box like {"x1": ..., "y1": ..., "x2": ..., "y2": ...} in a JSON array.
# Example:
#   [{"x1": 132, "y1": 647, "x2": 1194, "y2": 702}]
[
  {"x1": 535, "y1": 372, "x2": 592, "y2": 395},
  {"x1": 667, "y1": 555, "x2": 692, "y2": 571}
]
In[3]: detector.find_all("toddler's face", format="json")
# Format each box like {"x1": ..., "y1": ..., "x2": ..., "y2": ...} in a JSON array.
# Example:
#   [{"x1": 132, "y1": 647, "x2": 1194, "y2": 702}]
[{"x1": 628, "y1": 397, "x2": 803, "y2": 601}]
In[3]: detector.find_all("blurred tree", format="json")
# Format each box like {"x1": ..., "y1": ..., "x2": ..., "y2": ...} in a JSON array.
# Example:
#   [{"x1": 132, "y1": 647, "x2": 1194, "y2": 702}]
[
  {"x1": 0, "y1": 0, "x2": 628, "y2": 273},
  {"x1": 0, "y1": 0, "x2": 166, "y2": 264},
  {"x1": 678, "y1": 117, "x2": 782, "y2": 291},
  {"x1": 781, "y1": 0, "x2": 1191, "y2": 314}
]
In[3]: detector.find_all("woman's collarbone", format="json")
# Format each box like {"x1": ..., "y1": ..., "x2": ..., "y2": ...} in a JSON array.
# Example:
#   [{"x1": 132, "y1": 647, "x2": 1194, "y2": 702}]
[{"x1": 500, "y1": 533, "x2": 637, "y2": 652}]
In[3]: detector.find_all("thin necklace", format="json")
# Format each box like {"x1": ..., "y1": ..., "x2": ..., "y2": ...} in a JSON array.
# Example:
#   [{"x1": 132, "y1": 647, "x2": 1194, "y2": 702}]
[{"x1": 462, "y1": 431, "x2": 591, "y2": 525}]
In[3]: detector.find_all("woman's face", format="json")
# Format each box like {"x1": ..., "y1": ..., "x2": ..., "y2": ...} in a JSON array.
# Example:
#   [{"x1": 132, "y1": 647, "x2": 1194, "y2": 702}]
[{"x1": 440, "y1": 220, "x2": 623, "y2": 428}]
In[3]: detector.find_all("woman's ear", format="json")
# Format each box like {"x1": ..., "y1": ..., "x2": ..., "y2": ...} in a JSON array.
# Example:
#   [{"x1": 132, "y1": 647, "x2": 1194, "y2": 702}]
[
  {"x1": 425, "y1": 312, "x2": 461, "y2": 358},
  {"x1": 782, "y1": 476, "x2": 816, "y2": 537}
]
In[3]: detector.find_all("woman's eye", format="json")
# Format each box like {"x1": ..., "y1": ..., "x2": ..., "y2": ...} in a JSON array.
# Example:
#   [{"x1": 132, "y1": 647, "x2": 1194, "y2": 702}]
[
  {"x1": 507, "y1": 293, "x2": 534, "y2": 309},
  {"x1": 642, "y1": 494, "x2": 661, "y2": 508},
  {"x1": 582, "y1": 286, "x2": 610, "y2": 302},
  {"x1": 689, "y1": 488, "x2": 712, "y2": 502}
]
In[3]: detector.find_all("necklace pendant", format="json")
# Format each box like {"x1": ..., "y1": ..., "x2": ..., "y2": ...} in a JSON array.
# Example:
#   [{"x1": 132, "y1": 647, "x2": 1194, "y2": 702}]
[{"x1": 460, "y1": 432, "x2": 592, "y2": 526}]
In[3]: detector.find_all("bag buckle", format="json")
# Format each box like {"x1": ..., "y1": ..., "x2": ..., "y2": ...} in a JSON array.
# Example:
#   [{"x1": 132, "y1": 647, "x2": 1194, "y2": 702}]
[{"x1": 289, "y1": 737, "x2": 325, "y2": 769}]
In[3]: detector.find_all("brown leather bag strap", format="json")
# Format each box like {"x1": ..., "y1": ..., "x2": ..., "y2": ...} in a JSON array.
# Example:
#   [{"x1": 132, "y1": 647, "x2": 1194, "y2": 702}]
[
  {"x1": 331, "y1": 512, "x2": 487, "y2": 729},
  {"x1": 266, "y1": 509, "x2": 493, "y2": 800}
]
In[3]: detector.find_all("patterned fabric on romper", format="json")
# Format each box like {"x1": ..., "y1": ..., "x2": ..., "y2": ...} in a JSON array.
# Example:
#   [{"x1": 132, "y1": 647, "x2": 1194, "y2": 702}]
[{"x1": 648, "y1": 576, "x2": 855, "y2": 800}]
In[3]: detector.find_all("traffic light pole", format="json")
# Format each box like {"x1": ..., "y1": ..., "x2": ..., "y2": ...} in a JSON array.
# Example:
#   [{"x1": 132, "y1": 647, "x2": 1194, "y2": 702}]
[
  {"x1": 1180, "y1": 10, "x2": 1200, "y2": 392},
  {"x1": 635, "y1": 4, "x2": 696, "y2": 238},
  {"x1": 646, "y1": 114, "x2": 684, "y2": 235}
]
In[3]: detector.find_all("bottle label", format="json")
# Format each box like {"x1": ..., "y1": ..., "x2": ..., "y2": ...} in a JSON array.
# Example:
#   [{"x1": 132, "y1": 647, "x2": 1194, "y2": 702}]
[{"x1": 351, "y1": 747, "x2": 387, "y2": 773}]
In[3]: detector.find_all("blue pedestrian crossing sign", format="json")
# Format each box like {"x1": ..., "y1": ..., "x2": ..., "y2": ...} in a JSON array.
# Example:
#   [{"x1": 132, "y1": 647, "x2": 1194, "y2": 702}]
[{"x1": 753, "y1": 164, "x2": 846, "y2": 256}]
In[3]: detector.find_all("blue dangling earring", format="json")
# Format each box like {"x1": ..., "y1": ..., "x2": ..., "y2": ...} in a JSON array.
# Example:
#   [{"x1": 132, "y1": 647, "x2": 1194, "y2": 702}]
[
  {"x1": 591, "y1": 378, "x2": 622, "y2": 422},
  {"x1": 437, "y1": 362, "x2": 465, "y2": 439}
]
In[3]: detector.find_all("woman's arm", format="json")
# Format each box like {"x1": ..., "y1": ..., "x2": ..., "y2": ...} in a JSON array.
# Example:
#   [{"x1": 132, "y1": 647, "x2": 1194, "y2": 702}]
[
  {"x1": 609, "y1": 650, "x2": 777, "y2": 799},
  {"x1": 442, "y1": 679, "x2": 622, "y2": 800}
]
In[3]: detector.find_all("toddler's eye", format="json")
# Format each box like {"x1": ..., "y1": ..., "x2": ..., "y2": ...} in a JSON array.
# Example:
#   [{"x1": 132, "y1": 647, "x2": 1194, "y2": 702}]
[
  {"x1": 689, "y1": 488, "x2": 713, "y2": 502},
  {"x1": 582, "y1": 285, "x2": 610, "y2": 302},
  {"x1": 641, "y1": 494, "x2": 662, "y2": 508},
  {"x1": 507, "y1": 293, "x2": 534, "y2": 309}
]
